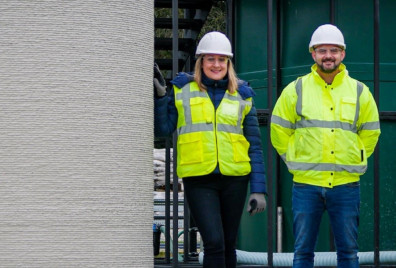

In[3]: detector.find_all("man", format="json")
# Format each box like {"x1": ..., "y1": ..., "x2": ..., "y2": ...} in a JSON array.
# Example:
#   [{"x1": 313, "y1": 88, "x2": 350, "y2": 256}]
[{"x1": 270, "y1": 24, "x2": 381, "y2": 268}]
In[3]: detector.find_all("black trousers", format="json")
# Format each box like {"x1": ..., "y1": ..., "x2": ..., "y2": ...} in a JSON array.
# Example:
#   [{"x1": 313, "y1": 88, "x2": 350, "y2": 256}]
[{"x1": 183, "y1": 174, "x2": 249, "y2": 268}]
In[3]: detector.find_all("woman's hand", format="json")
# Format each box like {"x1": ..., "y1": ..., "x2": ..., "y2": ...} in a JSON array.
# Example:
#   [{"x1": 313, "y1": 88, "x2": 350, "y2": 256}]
[{"x1": 247, "y1": 193, "x2": 267, "y2": 216}]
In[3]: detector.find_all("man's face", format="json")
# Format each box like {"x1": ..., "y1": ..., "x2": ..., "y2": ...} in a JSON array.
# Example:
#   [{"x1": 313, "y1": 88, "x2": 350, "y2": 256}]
[{"x1": 312, "y1": 44, "x2": 345, "y2": 74}]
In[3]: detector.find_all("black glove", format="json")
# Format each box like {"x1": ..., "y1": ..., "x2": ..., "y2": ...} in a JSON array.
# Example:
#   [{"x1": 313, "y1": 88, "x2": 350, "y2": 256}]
[{"x1": 154, "y1": 63, "x2": 167, "y2": 97}]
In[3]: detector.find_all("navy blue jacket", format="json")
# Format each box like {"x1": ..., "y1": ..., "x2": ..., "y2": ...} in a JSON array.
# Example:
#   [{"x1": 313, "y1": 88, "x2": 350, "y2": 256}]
[{"x1": 154, "y1": 72, "x2": 267, "y2": 194}]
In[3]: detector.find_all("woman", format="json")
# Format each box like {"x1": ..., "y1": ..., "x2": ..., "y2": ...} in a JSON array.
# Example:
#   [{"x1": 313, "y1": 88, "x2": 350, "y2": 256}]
[{"x1": 154, "y1": 31, "x2": 267, "y2": 268}]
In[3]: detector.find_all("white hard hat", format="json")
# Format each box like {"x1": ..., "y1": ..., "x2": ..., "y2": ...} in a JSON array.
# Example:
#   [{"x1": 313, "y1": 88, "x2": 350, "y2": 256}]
[
  {"x1": 195, "y1": 31, "x2": 233, "y2": 58},
  {"x1": 309, "y1": 24, "x2": 346, "y2": 52}
]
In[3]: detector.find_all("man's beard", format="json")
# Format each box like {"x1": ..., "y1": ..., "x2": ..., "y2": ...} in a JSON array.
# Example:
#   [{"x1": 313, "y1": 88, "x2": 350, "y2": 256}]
[{"x1": 317, "y1": 59, "x2": 340, "y2": 74}]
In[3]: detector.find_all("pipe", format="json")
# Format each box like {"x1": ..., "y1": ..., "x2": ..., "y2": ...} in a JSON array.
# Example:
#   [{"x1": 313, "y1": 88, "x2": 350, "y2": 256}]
[
  {"x1": 266, "y1": 0, "x2": 274, "y2": 266},
  {"x1": 159, "y1": 225, "x2": 184, "y2": 262},
  {"x1": 199, "y1": 250, "x2": 396, "y2": 266},
  {"x1": 276, "y1": 207, "x2": 283, "y2": 252},
  {"x1": 373, "y1": 0, "x2": 380, "y2": 266},
  {"x1": 172, "y1": 0, "x2": 179, "y2": 266}
]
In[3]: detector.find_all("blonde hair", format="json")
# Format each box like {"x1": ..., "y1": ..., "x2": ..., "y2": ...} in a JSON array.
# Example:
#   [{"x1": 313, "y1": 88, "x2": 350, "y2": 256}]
[{"x1": 194, "y1": 55, "x2": 239, "y2": 94}]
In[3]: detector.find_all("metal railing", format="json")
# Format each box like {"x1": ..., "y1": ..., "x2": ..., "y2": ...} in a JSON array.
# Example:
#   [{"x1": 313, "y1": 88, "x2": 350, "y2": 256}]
[{"x1": 154, "y1": 0, "x2": 396, "y2": 267}]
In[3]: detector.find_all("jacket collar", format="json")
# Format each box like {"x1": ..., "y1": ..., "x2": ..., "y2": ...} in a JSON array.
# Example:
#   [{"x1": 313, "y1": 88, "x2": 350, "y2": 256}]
[
  {"x1": 202, "y1": 73, "x2": 228, "y2": 89},
  {"x1": 311, "y1": 63, "x2": 348, "y2": 87}
]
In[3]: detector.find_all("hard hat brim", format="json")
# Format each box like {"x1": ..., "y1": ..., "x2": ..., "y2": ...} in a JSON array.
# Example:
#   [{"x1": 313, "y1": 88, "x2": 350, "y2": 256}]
[
  {"x1": 309, "y1": 43, "x2": 346, "y2": 53},
  {"x1": 195, "y1": 50, "x2": 233, "y2": 58}
]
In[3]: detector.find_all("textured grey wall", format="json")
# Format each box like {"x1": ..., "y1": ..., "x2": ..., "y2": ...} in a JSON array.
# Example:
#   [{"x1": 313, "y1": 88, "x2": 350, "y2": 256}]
[{"x1": 0, "y1": 1, "x2": 153, "y2": 267}]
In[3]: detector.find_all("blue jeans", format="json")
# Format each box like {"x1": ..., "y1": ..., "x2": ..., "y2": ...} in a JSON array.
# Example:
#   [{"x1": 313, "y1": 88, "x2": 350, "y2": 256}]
[
  {"x1": 292, "y1": 182, "x2": 360, "y2": 268},
  {"x1": 183, "y1": 174, "x2": 249, "y2": 268}
]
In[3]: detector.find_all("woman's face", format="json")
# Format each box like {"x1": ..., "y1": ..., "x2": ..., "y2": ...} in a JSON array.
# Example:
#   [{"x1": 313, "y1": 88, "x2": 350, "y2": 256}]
[{"x1": 202, "y1": 54, "x2": 229, "y2": 80}]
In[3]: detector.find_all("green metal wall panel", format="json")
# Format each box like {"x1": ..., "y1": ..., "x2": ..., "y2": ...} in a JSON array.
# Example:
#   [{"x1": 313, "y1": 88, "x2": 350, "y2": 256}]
[
  {"x1": 235, "y1": 0, "x2": 396, "y2": 254},
  {"x1": 234, "y1": 0, "x2": 269, "y2": 109}
]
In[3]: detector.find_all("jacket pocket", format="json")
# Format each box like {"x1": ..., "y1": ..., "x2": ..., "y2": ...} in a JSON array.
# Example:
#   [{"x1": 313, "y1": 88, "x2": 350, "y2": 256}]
[
  {"x1": 218, "y1": 99, "x2": 239, "y2": 126},
  {"x1": 190, "y1": 97, "x2": 212, "y2": 123},
  {"x1": 295, "y1": 133, "x2": 305, "y2": 158},
  {"x1": 286, "y1": 133, "x2": 296, "y2": 162},
  {"x1": 178, "y1": 133, "x2": 203, "y2": 165},
  {"x1": 341, "y1": 97, "x2": 356, "y2": 122},
  {"x1": 230, "y1": 134, "x2": 250, "y2": 163}
]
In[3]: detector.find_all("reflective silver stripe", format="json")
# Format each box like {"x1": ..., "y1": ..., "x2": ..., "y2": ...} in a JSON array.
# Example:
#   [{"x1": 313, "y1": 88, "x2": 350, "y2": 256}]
[
  {"x1": 294, "y1": 79, "x2": 363, "y2": 133},
  {"x1": 175, "y1": 84, "x2": 210, "y2": 126},
  {"x1": 178, "y1": 123, "x2": 213, "y2": 135},
  {"x1": 359, "y1": 121, "x2": 381, "y2": 130},
  {"x1": 218, "y1": 91, "x2": 250, "y2": 134},
  {"x1": 176, "y1": 84, "x2": 193, "y2": 125},
  {"x1": 295, "y1": 78, "x2": 303, "y2": 117},
  {"x1": 175, "y1": 83, "x2": 213, "y2": 134},
  {"x1": 224, "y1": 94, "x2": 241, "y2": 102},
  {"x1": 218, "y1": 123, "x2": 242, "y2": 134},
  {"x1": 286, "y1": 161, "x2": 367, "y2": 173},
  {"x1": 176, "y1": 83, "x2": 249, "y2": 135},
  {"x1": 296, "y1": 119, "x2": 356, "y2": 132},
  {"x1": 283, "y1": 81, "x2": 369, "y2": 175},
  {"x1": 271, "y1": 115, "x2": 296, "y2": 129},
  {"x1": 175, "y1": 90, "x2": 207, "y2": 100},
  {"x1": 353, "y1": 82, "x2": 363, "y2": 131}
]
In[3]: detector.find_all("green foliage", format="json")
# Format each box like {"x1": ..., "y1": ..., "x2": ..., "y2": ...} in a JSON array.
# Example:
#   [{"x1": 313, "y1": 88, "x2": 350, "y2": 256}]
[
  {"x1": 199, "y1": 1, "x2": 226, "y2": 39},
  {"x1": 154, "y1": 1, "x2": 226, "y2": 70},
  {"x1": 154, "y1": 1, "x2": 226, "y2": 43},
  {"x1": 154, "y1": 2, "x2": 227, "y2": 148}
]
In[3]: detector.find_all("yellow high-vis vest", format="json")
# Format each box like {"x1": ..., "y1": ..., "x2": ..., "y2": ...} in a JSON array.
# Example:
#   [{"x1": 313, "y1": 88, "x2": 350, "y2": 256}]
[
  {"x1": 174, "y1": 81, "x2": 252, "y2": 178},
  {"x1": 270, "y1": 64, "x2": 381, "y2": 187}
]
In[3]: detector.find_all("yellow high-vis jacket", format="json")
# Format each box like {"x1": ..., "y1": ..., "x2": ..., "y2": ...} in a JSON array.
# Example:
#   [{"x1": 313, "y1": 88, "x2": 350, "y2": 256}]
[
  {"x1": 174, "y1": 81, "x2": 252, "y2": 178},
  {"x1": 271, "y1": 64, "x2": 381, "y2": 188}
]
